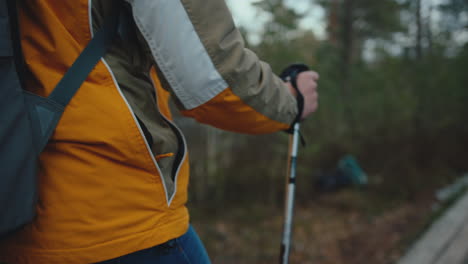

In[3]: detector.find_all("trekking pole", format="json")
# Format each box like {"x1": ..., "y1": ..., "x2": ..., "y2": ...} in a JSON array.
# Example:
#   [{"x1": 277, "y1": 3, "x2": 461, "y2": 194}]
[
  {"x1": 279, "y1": 64, "x2": 310, "y2": 264},
  {"x1": 280, "y1": 122, "x2": 300, "y2": 264}
]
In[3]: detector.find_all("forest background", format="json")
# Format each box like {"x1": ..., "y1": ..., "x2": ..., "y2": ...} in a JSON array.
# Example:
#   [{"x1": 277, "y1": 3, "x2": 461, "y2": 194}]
[{"x1": 173, "y1": 0, "x2": 468, "y2": 263}]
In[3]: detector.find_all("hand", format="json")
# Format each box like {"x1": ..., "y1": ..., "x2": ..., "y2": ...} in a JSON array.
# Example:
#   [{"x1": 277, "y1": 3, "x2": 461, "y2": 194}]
[{"x1": 286, "y1": 71, "x2": 319, "y2": 120}]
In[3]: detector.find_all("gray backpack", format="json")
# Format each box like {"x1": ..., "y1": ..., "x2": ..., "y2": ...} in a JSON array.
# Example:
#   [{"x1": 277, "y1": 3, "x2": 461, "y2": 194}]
[{"x1": 0, "y1": 0, "x2": 120, "y2": 236}]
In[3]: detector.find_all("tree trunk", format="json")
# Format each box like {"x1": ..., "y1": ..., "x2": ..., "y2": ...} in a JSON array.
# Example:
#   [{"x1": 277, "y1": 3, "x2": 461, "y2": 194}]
[
  {"x1": 206, "y1": 127, "x2": 221, "y2": 203},
  {"x1": 427, "y1": 4, "x2": 434, "y2": 56},
  {"x1": 415, "y1": 0, "x2": 423, "y2": 59},
  {"x1": 341, "y1": 0, "x2": 356, "y2": 133},
  {"x1": 327, "y1": 0, "x2": 340, "y2": 46},
  {"x1": 341, "y1": 0, "x2": 354, "y2": 74}
]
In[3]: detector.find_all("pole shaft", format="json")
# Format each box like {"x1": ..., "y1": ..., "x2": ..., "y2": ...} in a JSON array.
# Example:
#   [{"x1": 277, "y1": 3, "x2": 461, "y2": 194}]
[{"x1": 280, "y1": 123, "x2": 300, "y2": 264}]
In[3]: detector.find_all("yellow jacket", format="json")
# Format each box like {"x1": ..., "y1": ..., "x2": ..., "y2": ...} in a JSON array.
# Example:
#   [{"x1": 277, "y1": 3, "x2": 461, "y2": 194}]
[{"x1": 0, "y1": 0, "x2": 298, "y2": 263}]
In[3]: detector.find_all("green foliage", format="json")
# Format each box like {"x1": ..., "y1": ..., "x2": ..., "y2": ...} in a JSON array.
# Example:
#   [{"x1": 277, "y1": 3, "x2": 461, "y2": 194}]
[
  {"x1": 318, "y1": 0, "x2": 405, "y2": 40},
  {"x1": 187, "y1": 0, "x2": 468, "y2": 209},
  {"x1": 253, "y1": 0, "x2": 303, "y2": 43},
  {"x1": 187, "y1": 1, "x2": 468, "y2": 262},
  {"x1": 253, "y1": 30, "x2": 320, "y2": 73},
  {"x1": 250, "y1": 0, "x2": 318, "y2": 73}
]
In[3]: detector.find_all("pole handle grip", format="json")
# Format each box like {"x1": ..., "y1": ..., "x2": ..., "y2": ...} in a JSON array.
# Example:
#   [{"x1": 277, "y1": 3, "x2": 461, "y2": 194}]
[{"x1": 280, "y1": 63, "x2": 310, "y2": 131}]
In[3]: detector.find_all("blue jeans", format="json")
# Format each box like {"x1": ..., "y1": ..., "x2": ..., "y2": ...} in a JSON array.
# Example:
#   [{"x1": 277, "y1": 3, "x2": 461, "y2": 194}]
[{"x1": 96, "y1": 226, "x2": 211, "y2": 264}]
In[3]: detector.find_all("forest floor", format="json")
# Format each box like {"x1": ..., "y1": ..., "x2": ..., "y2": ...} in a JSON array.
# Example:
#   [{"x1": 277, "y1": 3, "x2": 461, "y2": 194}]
[{"x1": 191, "y1": 189, "x2": 443, "y2": 264}]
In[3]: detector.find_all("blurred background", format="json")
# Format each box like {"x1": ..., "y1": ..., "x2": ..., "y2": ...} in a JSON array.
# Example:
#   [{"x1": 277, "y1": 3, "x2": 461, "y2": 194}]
[{"x1": 173, "y1": 0, "x2": 468, "y2": 263}]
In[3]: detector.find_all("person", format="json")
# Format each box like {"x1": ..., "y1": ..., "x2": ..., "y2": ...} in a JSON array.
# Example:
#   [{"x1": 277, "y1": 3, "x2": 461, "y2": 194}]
[{"x1": 0, "y1": 0, "x2": 319, "y2": 263}]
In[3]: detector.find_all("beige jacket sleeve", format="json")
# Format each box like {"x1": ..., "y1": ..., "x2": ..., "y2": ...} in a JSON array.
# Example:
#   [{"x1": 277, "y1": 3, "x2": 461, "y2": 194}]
[{"x1": 125, "y1": 0, "x2": 298, "y2": 134}]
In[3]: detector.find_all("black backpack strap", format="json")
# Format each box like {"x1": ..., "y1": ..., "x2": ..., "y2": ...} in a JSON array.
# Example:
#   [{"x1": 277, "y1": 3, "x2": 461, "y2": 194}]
[
  {"x1": 0, "y1": 1, "x2": 122, "y2": 236},
  {"x1": 48, "y1": 4, "x2": 121, "y2": 107},
  {"x1": 5, "y1": 0, "x2": 27, "y2": 87},
  {"x1": 13, "y1": 3, "x2": 122, "y2": 153}
]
